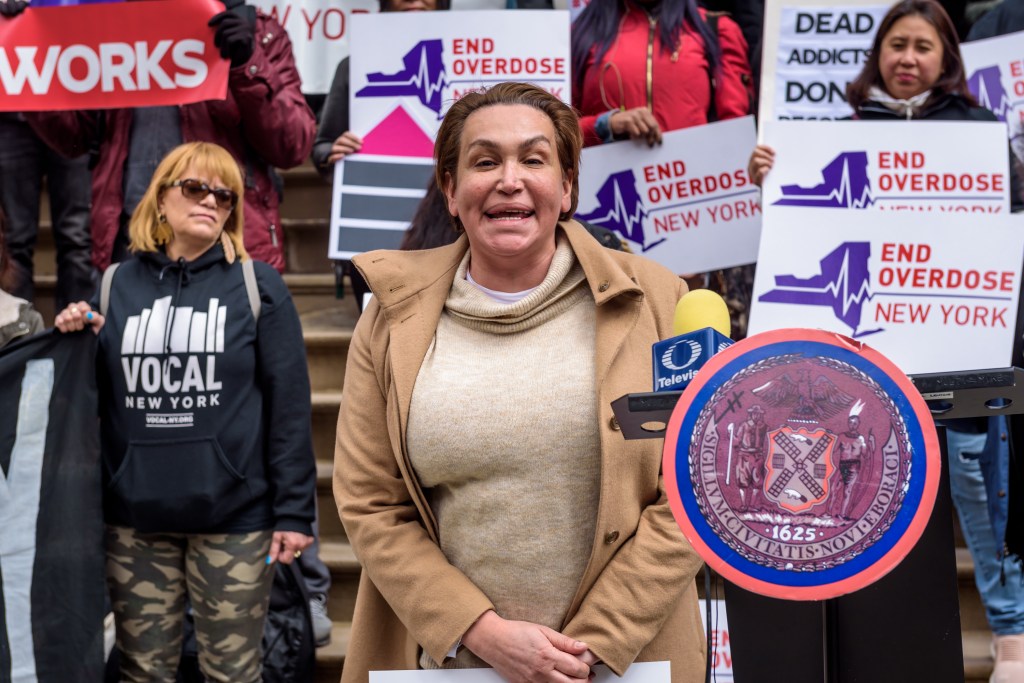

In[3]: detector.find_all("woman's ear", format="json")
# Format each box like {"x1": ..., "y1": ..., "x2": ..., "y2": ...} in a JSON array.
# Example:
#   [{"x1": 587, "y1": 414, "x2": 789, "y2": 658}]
[{"x1": 444, "y1": 171, "x2": 459, "y2": 218}]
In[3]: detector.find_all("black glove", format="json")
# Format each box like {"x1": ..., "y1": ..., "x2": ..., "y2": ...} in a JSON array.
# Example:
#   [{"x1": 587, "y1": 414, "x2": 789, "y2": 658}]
[
  {"x1": 0, "y1": 0, "x2": 29, "y2": 18},
  {"x1": 208, "y1": 5, "x2": 256, "y2": 68}
]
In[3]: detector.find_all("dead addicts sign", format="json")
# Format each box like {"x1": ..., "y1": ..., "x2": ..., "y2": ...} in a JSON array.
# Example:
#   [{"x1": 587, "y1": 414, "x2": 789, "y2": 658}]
[
  {"x1": 760, "y1": 0, "x2": 889, "y2": 121},
  {"x1": 0, "y1": 0, "x2": 229, "y2": 111}
]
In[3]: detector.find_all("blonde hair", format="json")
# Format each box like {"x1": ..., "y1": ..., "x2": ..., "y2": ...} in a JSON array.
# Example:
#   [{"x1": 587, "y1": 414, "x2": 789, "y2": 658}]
[{"x1": 128, "y1": 142, "x2": 248, "y2": 260}]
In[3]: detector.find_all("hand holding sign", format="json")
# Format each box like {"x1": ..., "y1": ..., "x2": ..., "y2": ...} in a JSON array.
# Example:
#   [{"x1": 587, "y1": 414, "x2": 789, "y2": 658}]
[
  {"x1": 611, "y1": 107, "x2": 663, "y2": 147},
  {"x1": 0, "y1": 0, "x2": 28, "y2": 18},
  {"x1": 209, "y1": 2, "x2": 255, "y2": 67}
]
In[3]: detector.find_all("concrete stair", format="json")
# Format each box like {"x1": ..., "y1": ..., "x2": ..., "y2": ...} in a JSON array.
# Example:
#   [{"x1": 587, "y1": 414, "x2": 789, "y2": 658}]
[{"x1": 31, "y1": 161, "x2": 1004, "y2": 683}]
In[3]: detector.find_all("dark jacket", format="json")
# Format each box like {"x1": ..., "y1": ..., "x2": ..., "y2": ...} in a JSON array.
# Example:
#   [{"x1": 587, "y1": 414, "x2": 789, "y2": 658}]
[
  {"x1": 312, "y1": 57, "x2": 350, "y2": 180},
  {"x1": 98, "y1": 244, "x2": 315, "y2": 535},
  {"x1": 27, "y1": 12, "x2": 314, "y2": 273},
  {"x1": 967, "y1": 0, "x2": 1024, "y2": 40},
  {"x1": 856, "y1": 93, "x2": 1024, "y2": 212}
]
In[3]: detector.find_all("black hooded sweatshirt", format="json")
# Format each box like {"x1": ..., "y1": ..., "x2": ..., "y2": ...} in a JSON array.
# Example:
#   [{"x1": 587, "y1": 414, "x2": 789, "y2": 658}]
[{"x1": 97, "y1": 244, "x2": 315, "y2": 535}]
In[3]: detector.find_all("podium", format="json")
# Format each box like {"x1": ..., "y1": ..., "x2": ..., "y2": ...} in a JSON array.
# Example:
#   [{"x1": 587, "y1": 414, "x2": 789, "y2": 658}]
[{"x1": 612, "y1": 368, "x2": 1024, "y2": 683}]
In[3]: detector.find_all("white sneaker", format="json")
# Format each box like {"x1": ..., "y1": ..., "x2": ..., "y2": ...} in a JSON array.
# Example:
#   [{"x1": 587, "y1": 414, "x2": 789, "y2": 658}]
[
  {"x1": 310, "y1": 594, "x2": 332, "y2": 647},
  {"x1": 992, "y1": 634, "x2": 1024, "y2": 683}
]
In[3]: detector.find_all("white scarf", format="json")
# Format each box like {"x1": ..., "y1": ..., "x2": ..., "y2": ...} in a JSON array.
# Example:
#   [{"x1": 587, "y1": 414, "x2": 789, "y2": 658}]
[{"x1": 867, "y1": 86, "x2": 933, "y2": 120}]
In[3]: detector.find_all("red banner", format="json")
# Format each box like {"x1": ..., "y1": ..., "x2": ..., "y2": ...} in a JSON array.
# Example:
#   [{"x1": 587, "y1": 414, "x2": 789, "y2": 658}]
[{"x1": 0, "y1": 0, "x2": 229, "y2": 111}]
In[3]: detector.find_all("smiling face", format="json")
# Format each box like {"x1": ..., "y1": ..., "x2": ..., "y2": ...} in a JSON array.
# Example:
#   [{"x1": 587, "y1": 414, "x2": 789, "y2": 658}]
[
  {"x1": 444, "y1": 104, "x2": 571, "y2": 280},
  {"x1": 158, "y1": 165, "x2": 232, "y2": 261},
  {"x1": 878, "y1": 14, "x2": 944, "y2": 100}
]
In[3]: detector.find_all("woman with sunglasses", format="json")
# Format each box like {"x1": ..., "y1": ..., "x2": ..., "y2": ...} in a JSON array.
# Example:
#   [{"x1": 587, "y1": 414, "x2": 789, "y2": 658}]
[{"x1": 55, "y1": 142, "x2": 316, "y2": 683}]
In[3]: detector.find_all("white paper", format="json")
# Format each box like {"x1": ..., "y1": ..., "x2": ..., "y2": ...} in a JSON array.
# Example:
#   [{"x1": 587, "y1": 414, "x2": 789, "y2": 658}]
[{"x1": 371, "y1": 661, "x2": 670, "y2": 682}]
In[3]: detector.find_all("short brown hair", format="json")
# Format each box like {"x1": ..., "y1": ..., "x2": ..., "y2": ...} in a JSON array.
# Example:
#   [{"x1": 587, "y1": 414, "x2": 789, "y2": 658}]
[
  {"x1": 847, "y1": 0, "x2": 974, "y2": 112},
  {"x1": 433, "y1": 82, "x2": 582, "y2": 225},
  {"x1": 128, "y1": 142, "x2": 248, "y2": 259}
]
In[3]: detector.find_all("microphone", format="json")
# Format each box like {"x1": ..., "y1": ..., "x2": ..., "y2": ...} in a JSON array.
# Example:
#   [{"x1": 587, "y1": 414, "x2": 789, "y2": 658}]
[{"x1": 652, "y1": 289, "x2": 733, "y2": 392}]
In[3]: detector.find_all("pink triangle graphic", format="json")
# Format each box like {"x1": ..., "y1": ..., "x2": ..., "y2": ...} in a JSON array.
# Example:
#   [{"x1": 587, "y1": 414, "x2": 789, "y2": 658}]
[{"x1": 360, "y1": 106, "x2": 435, "y2": 158}]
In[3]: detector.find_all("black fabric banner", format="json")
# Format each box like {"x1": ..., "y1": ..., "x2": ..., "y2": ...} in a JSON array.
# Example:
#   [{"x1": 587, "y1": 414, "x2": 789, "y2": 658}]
[{"x1": 0, "y1": 330, "x2": 104, "y2": 683}]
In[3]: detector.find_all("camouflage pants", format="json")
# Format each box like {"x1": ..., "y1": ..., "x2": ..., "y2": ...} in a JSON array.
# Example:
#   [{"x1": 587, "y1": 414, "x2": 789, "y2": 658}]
[{"x1": 105, "y1": 526, "x2": 275, "y2": 683}]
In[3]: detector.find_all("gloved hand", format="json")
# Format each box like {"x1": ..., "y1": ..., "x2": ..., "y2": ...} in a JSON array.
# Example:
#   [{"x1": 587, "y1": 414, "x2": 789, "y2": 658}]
[
  {"x1": 0, "y1": 0, "x2": 29, "y2": 18},
  {"x1": 208, "y1": 5, "x2": 256, "y2": 68}
]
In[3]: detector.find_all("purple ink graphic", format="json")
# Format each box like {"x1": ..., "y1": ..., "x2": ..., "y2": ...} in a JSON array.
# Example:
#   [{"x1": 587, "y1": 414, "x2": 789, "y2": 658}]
[
  {"x1": 968, "y1": 66, "x2": 1009, "y2": 122},
  {"x1": 774, "y1": 152, "x2": 874, "y2": 209},
  {"x1": 577, "y1": 170, "x2": 660, "y2": 251},
  {"x1": 355, "y1": 40, "x2": 447, "y2": 116},
  {"x1": 759, "y1": 242, "x2": 882, "y2": 338}
]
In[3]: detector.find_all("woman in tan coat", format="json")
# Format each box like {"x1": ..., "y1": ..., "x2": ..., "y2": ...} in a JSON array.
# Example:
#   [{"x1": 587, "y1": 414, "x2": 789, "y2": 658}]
[{"x1": 334, "y1": 82, "x2": 706, "y2": 683}]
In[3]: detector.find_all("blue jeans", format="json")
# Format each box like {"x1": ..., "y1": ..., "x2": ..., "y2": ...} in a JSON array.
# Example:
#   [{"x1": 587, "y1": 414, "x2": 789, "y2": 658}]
[
  {"x1": 0, "y1": 115, "x2": 93, "y2": 309},
  {"x1": 946, "y1": 422, "x2": 1024, "y2": 635}
]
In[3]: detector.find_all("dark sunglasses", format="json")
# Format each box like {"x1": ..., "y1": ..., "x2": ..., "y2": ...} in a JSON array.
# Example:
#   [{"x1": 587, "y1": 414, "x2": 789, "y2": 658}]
[{"x1": 168, "y1": 178, "x2": 238, "y2": 211}]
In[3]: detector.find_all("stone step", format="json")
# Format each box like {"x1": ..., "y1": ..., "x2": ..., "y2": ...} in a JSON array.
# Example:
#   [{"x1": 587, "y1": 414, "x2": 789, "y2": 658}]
[
  {"x1": 300, "y1": 305, "x2": 357, "y2": 394},
  {"x1": 963, "y1": 629, "x2": 994, "y2": 683},
  {"x1": 284, "y1": 217, "x2": 333, "y2": 275},
  {"x1": 320, "y1": 539, "x2": 361, "y2": 623},
  {"x1": 279, "y1": 163, "x2": 334, "y2": 222},
  {"x1": 956, "y1": 547, "x2": 989, "y2": 633},
  {"x1": 314, "y1": 621, "x2": 351, "y2": 683}
]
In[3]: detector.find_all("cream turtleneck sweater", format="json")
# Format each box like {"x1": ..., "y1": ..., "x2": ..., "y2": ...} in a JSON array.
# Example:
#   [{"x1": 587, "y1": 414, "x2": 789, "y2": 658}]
[{"x1": 407, "y1": 237, "x2": 601, "y2": 669}]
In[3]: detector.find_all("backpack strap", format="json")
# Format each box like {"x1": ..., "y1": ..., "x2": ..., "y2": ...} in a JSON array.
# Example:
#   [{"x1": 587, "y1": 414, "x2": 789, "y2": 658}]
[
  {"x1": 103, "y1": 259, "x2": 261, "y2": 322},
  {"x1": 100, "y1": 262, "x2": 120, "y2": 317},
  {"x1": 242, "y1": 258, "x2": 261, "y2": 322}
]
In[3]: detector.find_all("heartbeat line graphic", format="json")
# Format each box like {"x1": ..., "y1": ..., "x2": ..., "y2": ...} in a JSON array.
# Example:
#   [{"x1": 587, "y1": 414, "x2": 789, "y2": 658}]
[
  {"x1": 759, "y1": 242, "x2": 882, "y2": 337},
  {"x1": 577, "y1": 170, "x2": 660, "y2": 250},
  {"x1": 774, "y1": 152, "x2": 875, "y2": 209},
  {"x1": 968, "y1": 66, "x2": 1010, "y2": 122},
  {"x1": 355, "y1": 40, "x2": 448, "y2": 115}
]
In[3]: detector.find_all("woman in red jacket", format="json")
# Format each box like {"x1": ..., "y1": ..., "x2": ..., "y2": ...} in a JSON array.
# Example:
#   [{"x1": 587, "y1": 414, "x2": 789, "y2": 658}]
[{"x1": 571, "y1": 0, "x2": 753, "y2": 147}]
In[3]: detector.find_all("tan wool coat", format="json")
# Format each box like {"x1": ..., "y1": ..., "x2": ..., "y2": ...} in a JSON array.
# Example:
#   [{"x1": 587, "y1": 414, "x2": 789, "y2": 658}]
[{"x1": 333, "y1": 220, "x2": 707, "y2": 683}]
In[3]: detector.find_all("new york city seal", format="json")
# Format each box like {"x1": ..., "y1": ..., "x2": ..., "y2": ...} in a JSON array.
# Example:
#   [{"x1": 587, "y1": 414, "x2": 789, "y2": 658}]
[{"x1": 664, "y1": 329, "x2": 939, "y2": 600}]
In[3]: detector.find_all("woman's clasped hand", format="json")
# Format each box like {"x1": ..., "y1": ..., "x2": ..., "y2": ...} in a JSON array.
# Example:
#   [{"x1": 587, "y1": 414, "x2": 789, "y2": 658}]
[{"x1": 463, "y1": 611, "x2": 600, "y2": 682}]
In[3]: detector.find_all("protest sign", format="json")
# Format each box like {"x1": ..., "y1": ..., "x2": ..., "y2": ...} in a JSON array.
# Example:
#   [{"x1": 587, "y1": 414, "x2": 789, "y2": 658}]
[
  {"x1": 348, "y1": 10, "x2": 570, "y2": 140},
  {"x1": 577, "y1": 116, "x2": 761, "y2": 273},
  {"x1": 759, "y1": 0, "x2": 888, "y2": 123},
  {"x1": 962, "y1": 30, "x2": 1024, "y2": 164},
  {"x1": 329, "y1": 10, "x2": 570, "y2": 260},
  {"x1": 0, "y1": 0, "x2": 229, "y2": 111},
  {"x1": 747, "y1": 208, "x2": 1024, "y2": 374},
  {"x1": 250, "y1": 0, "x2": 377, "y2": 94},
  {"x1": 370, "y1": 662, "x2": 671, "y2": 682},
  {"x1": 761, "y1": 120, "x2": 1011, "y2": 213},
  {"x1": 699, "y1": 599, "x2": 734, "y2": 680}
]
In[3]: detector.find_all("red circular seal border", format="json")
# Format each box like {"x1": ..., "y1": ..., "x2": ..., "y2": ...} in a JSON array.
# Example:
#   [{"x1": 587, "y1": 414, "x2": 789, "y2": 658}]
[{"x1": 663, "y1": 328, "x2": 941, "y2": 601}]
